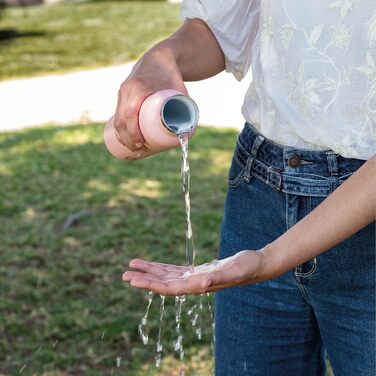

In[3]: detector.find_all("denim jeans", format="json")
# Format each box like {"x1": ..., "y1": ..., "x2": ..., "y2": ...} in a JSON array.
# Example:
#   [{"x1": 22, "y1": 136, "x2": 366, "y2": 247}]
[{"x1": 215, "y1": 123, "x2": 375, "y2": 376}]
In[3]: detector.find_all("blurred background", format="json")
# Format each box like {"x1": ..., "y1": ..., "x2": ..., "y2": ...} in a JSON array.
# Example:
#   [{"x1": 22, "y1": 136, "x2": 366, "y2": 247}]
[{"x1": 0, "y1": 0, "x2": 250, "y2": 374}]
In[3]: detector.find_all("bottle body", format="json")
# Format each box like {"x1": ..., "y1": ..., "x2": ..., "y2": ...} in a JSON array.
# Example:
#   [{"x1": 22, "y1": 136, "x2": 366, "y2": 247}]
[{"x1": 104, "y1": 89, "x2": 199, "y2": 160}]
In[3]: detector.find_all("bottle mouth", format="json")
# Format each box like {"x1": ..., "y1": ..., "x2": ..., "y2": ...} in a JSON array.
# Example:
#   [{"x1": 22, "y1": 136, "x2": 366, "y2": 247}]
[{"x1": 161, "y1": 95, "x2": 199, "y2": 134}]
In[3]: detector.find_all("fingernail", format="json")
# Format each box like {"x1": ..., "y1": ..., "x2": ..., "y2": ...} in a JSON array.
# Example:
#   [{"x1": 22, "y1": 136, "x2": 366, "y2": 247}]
[{"x1": 135, "y1": 142, "x2": 143, "y2": 149}]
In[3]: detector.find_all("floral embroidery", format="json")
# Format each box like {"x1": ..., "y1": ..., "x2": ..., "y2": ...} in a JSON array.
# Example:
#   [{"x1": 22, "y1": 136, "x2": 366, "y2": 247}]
[
  {"x1": 287, "y1": 64, "x2": 321, "y2": 118},
  {"x1": 328, "y1": 0, "x2": 360, "y2": 20},
  {"x1": 309, "y1": 24, "x2": 325, "y2": 47},
  {"x1": 279, "y1": 24, "x2": 295, "y2": 48},
  {"x1": 329, "y1": 23, "x2": 352, "y2": 50}
]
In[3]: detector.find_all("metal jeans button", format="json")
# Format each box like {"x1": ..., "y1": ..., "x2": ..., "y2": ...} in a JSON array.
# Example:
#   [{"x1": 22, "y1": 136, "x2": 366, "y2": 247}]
[{"x1": 288, "y1": 155, "x2": 301, "y2": 167}]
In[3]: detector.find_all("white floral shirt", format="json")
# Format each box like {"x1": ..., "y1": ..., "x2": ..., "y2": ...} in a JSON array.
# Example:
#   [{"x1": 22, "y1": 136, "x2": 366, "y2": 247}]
[{"x1": 181, "y1": 0, "x2": 376, "y2": 160}]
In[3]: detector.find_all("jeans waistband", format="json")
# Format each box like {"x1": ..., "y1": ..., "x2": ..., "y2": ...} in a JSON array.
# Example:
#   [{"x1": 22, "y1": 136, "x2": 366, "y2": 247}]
[{"x1": 234, "y1": 123, "x2": 366, "y2": 197}]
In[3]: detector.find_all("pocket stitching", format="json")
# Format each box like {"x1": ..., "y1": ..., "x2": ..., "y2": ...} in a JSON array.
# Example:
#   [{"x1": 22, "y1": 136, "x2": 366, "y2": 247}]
[{"x1": 228, "y1": 159, "x2": 245, "y2": 189}]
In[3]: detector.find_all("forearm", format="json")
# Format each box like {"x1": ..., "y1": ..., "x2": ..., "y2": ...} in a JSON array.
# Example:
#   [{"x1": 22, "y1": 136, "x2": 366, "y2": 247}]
[
  {"x1": 260, "y1": 155, "x2": 376, "y2": 280},
  {"x1": 141, "y1": 19, "x2": 225, "y2": 81}
]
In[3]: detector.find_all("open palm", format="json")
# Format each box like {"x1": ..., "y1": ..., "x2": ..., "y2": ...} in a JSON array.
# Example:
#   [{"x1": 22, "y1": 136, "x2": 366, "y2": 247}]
[{"x1": 122, "y1": 250, "x2": 265, "y2": 296}]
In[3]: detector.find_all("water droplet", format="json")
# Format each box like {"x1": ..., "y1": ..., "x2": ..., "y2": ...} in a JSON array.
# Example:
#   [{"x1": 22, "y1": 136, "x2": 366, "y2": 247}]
[
  {"x1": 195, "y1": 327, "x2": 202, "y2": 340},
  {"x1": 19, "y1": 364, "x2": 27, "y2": 373},
  {"x1": 116, "y1": 357, "x2": 121, "y2": 368}
]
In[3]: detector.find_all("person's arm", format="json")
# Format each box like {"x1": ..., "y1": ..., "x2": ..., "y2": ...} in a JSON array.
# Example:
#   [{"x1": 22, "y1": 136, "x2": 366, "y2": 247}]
[
  {"x1": 259, "y1": 154, "x2": 376, "y2": 280},
  {"x1": 123, "y1": 155, "x2": 376, "y2": 296},
  {"x1": 114, "y1": 19, "x2": 225, "y2": 152}
]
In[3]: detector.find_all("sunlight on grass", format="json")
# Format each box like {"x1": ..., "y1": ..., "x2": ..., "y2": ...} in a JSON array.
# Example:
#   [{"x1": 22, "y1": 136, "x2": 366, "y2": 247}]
[
  {"x1": 119, "y1": 179, "x2": 165, "y2": 199},
  {"x1": 51, "y1": 130, "x2": 96, "y2": 146},
  {"x1": 23, "y1": 207, "x2": 39, "y2": 220},
  {"x1": 87, "y1": 179, "x2": 113, "y2": 193},
  {"x1": 0, "y1": 162, "x2": 11, "y2": 175}
]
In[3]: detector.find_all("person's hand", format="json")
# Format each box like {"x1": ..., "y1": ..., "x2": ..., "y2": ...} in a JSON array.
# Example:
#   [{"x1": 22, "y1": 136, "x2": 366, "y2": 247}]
[
  {"x1": 122, "y1": 250, "x2": 268, "y2": 296},
  {"x1": 114, "y1": 46, "x2": 188, "y2": 152}
]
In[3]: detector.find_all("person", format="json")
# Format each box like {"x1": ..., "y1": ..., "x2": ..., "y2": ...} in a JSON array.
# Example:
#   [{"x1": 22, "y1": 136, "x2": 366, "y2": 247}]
[{"x1": 119, "y1": 1, "x2": 376, "y2": 375}]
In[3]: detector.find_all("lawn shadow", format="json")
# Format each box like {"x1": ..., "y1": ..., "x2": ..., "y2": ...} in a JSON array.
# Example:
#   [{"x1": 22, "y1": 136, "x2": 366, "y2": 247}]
[{"x1": 0, "y1": 28, "x2": 46, "y2": 43}]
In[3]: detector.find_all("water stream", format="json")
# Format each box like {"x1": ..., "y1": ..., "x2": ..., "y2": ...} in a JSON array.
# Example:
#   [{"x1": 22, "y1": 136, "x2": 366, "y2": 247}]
[
  {"x1": 178, "y1": 132, "x2": 196, "y2": 269},
  {"x1": 138, "y1": 132, "x2": 215, "y2": 371}
]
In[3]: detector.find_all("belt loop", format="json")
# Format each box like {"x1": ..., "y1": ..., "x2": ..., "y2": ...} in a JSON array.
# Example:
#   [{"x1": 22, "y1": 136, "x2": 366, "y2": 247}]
[
  {"x1": 244, "y1": 135, "x2": 265, "y2": 182},
  {"x1": 326, "y1": 151, "x2": 339, "y2": 192},
  {"x1": 251, "y1": 135, "x2": 266, "y2": 156},
  {"x1": 326, "y1": 151, "x2": 339, "y2": 176}
]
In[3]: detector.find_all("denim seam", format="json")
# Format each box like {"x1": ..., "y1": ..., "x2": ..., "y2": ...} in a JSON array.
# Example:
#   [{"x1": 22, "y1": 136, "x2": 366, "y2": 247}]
[
  {"x1": 307, "y1": 196, "x2": 312, "y2": 214},
  {"x1": 294, "y1": 277, "x2": 311, "y2": 303},
  {"x1": 285, "y1": 193, "x2": 289, "y2": 232}
]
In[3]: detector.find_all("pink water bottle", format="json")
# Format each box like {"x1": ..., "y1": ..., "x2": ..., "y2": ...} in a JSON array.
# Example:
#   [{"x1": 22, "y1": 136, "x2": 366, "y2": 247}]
[{"x1": 104, "y1": 89, "x2": 199, "y2": 160}]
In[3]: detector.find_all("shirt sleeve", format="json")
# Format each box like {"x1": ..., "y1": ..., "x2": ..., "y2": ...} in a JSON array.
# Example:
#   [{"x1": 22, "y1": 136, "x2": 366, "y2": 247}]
[{"x1": 181, "y1": 0, "x2": 259, "y2": 81}]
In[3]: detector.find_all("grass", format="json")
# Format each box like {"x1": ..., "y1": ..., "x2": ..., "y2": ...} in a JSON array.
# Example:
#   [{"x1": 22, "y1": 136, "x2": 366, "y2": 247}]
[
  {"x1": 0, "y1": 1, "x2": 181, "y2": 80},
  {"x1": 0, "y1": 124, "x2": 237, "y2": 375}
]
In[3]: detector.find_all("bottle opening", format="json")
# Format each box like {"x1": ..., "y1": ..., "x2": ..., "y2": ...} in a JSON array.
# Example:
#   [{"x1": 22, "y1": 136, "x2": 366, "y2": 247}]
[{"x1": 161, "y1": 95, "x2": 199, "y2": 134}]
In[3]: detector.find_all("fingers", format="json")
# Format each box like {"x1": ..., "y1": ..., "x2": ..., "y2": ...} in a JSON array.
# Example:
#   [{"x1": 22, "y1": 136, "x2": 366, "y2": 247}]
[
  {"x1": 152, "y1": 261, "x2": 191, "y2": 273},
  {"x1": 122, "y1": 271, "x2": 176, "y2": 283},
  {"x1": 123, "y1": 267, "x2": 182, "y2": 280},
  {"x1": 129, "y1": 259, "x2": 189, "y2": 275},
  {"x1": 114, "y1": 79, "x2": 150, "y2": 152}
]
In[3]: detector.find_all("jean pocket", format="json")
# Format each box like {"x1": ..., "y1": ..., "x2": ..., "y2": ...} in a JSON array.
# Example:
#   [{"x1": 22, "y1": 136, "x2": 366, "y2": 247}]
[{"x1": 227, "y1": 155, "x2": 245, "y2": 189}]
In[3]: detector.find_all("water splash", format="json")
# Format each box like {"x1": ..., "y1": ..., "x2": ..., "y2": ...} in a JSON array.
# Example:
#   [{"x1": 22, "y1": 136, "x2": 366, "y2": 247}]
[
  {"x1": 138, "y1": 291, "x2": 154, "y2": 345},
  {"x1": 155, "y1": 295, "x2": 165, "y2": 368},
  {"x1": 187, "y1": 299, "x2": 202, "y2": 341},
  {"x1": 173, "y1": 295, "x2": 186, "y2": 360},
  {"x1": 116, "y1": 357, "x2": 121, "y2": 368},
  {"x1": 19, "y1": 364, "x2": 27, "y2": 374}
]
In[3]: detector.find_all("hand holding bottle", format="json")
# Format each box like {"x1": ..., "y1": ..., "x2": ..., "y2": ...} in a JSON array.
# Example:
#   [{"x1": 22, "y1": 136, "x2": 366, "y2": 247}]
[{"x1": 113, "y1": 45, "x2": 188, "y2": 153}]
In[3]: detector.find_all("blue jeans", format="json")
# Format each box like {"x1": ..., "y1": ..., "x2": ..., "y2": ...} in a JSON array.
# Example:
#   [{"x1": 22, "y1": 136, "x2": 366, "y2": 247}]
[{"x1": 215, "y1": 123, "x2": 375, "y2": 376}]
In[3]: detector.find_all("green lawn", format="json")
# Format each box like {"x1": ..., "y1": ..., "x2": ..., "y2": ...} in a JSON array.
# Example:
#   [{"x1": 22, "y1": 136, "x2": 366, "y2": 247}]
[
  {"x1": 0, "y1": 124, "x2": 236, "y2": 375},
  {"x1": 0, "y1": 1, "x2": 181, "y2": 80}
]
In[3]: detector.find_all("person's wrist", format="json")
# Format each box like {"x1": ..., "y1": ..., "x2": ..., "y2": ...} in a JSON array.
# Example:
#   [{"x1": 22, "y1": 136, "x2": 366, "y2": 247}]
[{"x1": 256, "y1": 243, "x2": 284, "y2": 282}]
